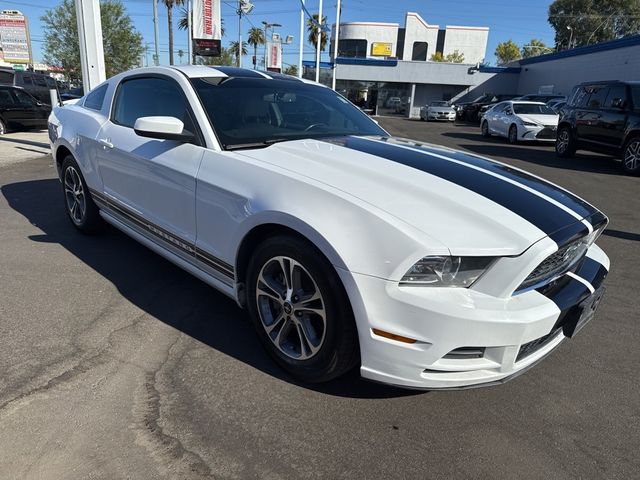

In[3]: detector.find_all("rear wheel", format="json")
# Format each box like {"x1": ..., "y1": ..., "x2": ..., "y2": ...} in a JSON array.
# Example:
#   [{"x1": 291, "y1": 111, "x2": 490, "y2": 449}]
[
  {"x1": 508, "y1": 124, "x2": 518, "y2": 144},
  {"x1": 246, "y1": 235, "x2": 359, "y2": 383},
  {"x1": 0, "y1": 118, "x2": 6, "y2": 135},
  {"x1": 556, "y1": 125, "x2": 576, "y2": 158},
  {"x1": 481, "y1": 121, "x2": 490, "y2": 137},
  {"x1": 622, "y1": 137, "x2": 640, "y2": 175},
  {"x1": 61, "y1": 156, "x2": 103, "y2": 234}
]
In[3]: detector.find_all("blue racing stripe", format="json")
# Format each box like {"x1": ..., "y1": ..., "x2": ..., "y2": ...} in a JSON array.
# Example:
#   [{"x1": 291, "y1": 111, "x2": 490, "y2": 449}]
[{"x1": 328, "y1": 136, "x2": 588, "y2": 243}]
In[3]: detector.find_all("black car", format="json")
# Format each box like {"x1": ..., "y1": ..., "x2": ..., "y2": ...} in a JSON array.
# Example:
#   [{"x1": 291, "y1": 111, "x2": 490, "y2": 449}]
[
  {"x1": 457, "y1": 93, "x2": 518, "y2": 123},
  {"x1": 556, "y1": 80, "x2": 640, "y2": 175},
  {"x1": 60, "y1": 86, "x2": 84, "y2": 102},
  {"x1": 0, "y1": 86, "x2": 51, "y2": 135},
  {"x1": 0, "y1": 68, "x2": 61, "y2": 105}
]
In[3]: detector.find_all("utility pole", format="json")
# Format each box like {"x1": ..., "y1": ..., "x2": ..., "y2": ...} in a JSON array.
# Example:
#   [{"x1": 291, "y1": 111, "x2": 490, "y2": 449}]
[
  {"x1": 298, "y1": 0, "x2": 304, "y2": 78},
  {"x1": 152, "y1": 0, "x2": 160, "y2": 65},
  {"x1": 315, "y1": 0, "x2": 322, "y2": 83},
  {"x1": 187, "y1": 0, "x2": 192, "y2": 65},
  {"x1": 238, "y1": 1, "x2": 243, "y2": 67},
  {"x1": 331, "y1": 0, "x2": 341, "y2": 90}
]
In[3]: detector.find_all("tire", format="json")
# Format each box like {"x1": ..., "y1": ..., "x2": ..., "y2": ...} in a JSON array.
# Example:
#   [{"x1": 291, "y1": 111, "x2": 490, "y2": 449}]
[
  {"x1": 555, "y1": 125, "x2": 576, "y2": 158},
  {"x1": 61, "y1": 155, "x2": 103, "y2": 234},
  {"x1": 0, "y1": 118, "x2": 6, "y2": 135},
  {"x1": 481, "y1": 121, "x2": 490, "y2": 137},
  {"x1": 246, "y1": 235, "x2": 359, "y2": 383},
  {"x1": 508, "y1": 124, "x2": 518, "y2": 144},
  {"x1": 622, "y1": 136, "x2": 640, "y2": 175}
]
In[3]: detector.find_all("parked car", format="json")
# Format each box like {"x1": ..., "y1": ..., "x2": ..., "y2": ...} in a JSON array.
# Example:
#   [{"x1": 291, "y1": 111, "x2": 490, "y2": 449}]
[
  {"x1": 0, "y1": 68, "x2": 60, "y2": 105},
  {"x1": 458, "y1": 94, "x2": 518, "y2": 123},
  {"x1": 49, "y1": 66, "x2": 610, "y2": 390},
  {"x1": 420, "y1": 101, "x2": 456, "y2": 121},
  {"x1": 481, "y1": 101, "x2": 559, "y2": 143},
  {"x1": 547, "y1": 99, "x2": 567, "y2": 113},
  {"x1": 0, "y1": 85, "x2": 51, "y2": 134},
  {"x1": 384, "y1": 96, "x2": 401, "y2": 108},
  {"x1": 556, "y1": 80, "x2": 640, "y2": 175},
  {"x1": 60, "y1": 87, "x2": 84, "y2": 102}
]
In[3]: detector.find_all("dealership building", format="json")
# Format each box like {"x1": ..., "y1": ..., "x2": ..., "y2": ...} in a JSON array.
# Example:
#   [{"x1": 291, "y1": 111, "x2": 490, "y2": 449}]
[{"x1": 303, "y1": 12, "x2": 640, "y2": 118}]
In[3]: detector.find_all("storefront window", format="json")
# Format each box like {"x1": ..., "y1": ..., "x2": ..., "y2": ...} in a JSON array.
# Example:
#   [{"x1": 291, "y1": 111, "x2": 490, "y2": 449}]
[
  {"x1": 338, "y1": 39, "x2": 368, "y2": 58},
  {"x1": 412, "y1": 42, "x2": 428, "y2": 61}
]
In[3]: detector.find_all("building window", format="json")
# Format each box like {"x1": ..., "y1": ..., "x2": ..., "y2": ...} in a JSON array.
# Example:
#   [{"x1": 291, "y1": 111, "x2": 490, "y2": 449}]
[
  {"x1": 338, "y1": 39, "x2": 367, "y2": 58},
  {"x1": 412, "y1": 42, "x2": 428, "y2": 61}
]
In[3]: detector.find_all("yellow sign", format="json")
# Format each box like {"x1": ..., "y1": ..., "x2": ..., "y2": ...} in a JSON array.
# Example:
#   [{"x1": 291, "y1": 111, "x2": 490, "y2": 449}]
[{"x1": 371, "y1": 42, "x2": 392, "y2": 57}]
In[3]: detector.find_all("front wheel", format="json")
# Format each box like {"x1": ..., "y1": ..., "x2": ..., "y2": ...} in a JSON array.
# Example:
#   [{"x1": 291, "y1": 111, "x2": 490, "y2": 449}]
[
  {"x1": 508, "y1": 124, "x2": 518, "y2": 144},
  {"x1": 481, "y1": 121, "x2": 490, "y2": 137},
  {"x1": 556, "y1": 126, "x2": 576, "y2": 158},
  {"x1": 622, "y1": 137, "x2": 640, "y2": 175},
  {"x1": 61, "y1": 156, "x2": 103, "y2": 234},
  {"x1": 246, "y1": 235, "x2": 359, "y2": 383}
]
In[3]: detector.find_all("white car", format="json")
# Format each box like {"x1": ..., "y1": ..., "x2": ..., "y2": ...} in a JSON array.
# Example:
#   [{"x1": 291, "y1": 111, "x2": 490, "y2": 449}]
[
  {"x1": 420, "y1": 101, "x2": 456, "y2": 121},
  {"x1": 481, "y1": 101, "x2": 559, "y2": 143},
  {"x1": 48, "y1": 66, "x2": 610, "y2": 390}
]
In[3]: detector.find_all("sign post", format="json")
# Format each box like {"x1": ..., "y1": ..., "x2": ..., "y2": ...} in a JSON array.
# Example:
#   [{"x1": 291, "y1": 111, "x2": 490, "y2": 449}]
[
  {"x1": 0, "y1": 11, "x2": 32, "y2": 66},
  {"x1": 74, "y1": 0, "x2": 106, "y2": 94}
]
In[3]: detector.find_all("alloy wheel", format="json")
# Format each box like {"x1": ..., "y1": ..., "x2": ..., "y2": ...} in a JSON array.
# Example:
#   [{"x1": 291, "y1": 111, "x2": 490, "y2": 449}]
[
  {"x1": 557, "y1": 129, "x2": 569, "y2": 153},
  {"x1": 624, "y1": 140, "x2": 640, "y2": 172},
  {"x1": 64, "y1": 166, "x2": 86, "y2": 225},
  {"x1": 255, "y1": 256, "x2": 326, "y2": 361},
  {"x1": 0, "y1": 120, "x2": 5, "y2": 135}
]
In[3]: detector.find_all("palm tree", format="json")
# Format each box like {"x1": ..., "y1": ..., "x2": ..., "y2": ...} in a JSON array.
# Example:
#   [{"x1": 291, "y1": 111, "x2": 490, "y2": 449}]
[
  {"x1": 307, "y1": 14, "x2": 328, "y2": 53},
  {"x1": 229, "y1": 41, "x2": 248, "y2": 67},
  {"x1": 177, "y1": 49, "x2": 184, "y2": 64},
  {"x1": 247, "y1": 27, "x2": 265, "y2": 69},
  {"x1": 163, "y1": 0, "x2": 184, "y2": 65}
]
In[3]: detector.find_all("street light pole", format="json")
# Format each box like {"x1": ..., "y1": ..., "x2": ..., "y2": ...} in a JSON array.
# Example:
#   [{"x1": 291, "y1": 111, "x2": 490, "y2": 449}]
[
  {"x1": 315, "y1": 0, "x2": 323, "y2": 83},
  {"x1": 331, "y1": 0, "x2": 341, "y2": 90},
  {"x1": 238, "y1": 1, "x2": 242, "y2": 67},
  {"x1": 298, "y1": 0, "x2": 304, "y2": 78},
  {"x1": 152, "y1": 0, "x2": 160, "y2": 65},
  {"x1": 187, "y1": 0, "x2": 192, "y2": 65},
  {"x1": 567, "y1": 25, "x2": 573, "y2": 50}
]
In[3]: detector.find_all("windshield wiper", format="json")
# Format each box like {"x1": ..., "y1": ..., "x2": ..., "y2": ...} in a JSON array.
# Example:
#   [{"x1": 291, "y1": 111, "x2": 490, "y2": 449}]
[{"x1": 225, "y1": 138, "x2": 293, "y2": 151}]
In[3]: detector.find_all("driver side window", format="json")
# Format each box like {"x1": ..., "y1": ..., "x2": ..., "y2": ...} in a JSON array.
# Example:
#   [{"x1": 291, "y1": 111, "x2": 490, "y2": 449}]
[
  {"x1": 13, "y1": 89, "x2": 37, "y2": 105},
  {"x1": 112, "y1": 76, "x2": 193, "y2": 131}
]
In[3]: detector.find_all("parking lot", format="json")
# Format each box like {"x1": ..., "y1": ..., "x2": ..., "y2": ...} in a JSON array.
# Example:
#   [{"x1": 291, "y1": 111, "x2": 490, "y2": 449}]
[{"x1": 0, "y1": 120, "x2": 638, "y2": 479}]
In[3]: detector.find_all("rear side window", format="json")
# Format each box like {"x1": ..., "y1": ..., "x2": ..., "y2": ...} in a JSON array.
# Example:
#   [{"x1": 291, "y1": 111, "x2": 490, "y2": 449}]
[
  {"x1": 0, "y1": 89, "x2": 15, "y2": 105},
  {"x1": 84, "y1": 84, "x2": 108, "y2": 111},
  {"x1": 604, "y1": 85, "x2": 627, "y2": 108},
  {"x1": 586, "y1": 87, "x2": 608, "y2": 108},
  {"x1": 113, "y1": 77, "x2": 189, "y2": 128},
  {"x1": 0, "y1": 71, "x2": 14, "y2": 84},
  {"x1": 572, "y1": 87, "x2": 590, "y2": 108},
  {"x1": 33, "y1": 76, "x2": 47, "y2": 87},
  {"x1": 21, "y1": 73, "x2": 33, "y2": 86}
]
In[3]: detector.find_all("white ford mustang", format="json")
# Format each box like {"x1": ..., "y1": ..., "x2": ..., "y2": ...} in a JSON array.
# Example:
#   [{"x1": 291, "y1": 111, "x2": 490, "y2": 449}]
[{"x1": 48, "y1": 66, "x2": 610, "y2": 389}]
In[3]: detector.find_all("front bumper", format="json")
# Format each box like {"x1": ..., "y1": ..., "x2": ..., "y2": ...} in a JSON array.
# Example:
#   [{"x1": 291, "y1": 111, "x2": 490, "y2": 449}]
[
  {"x1": 427, "y1": 111, "x2": 456, "y2": 121},
  {"x1": 517, "y1": 124, "x2": 558, "y2": 142},
  {"x1": 339, "y1": 244, "x2": 609, "y2": 390}
]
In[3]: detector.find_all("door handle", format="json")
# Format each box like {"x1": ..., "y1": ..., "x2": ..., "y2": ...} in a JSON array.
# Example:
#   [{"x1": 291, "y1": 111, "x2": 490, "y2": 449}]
[{"x1": 98, "y1": 138, "x2": 113, "y2": 149}]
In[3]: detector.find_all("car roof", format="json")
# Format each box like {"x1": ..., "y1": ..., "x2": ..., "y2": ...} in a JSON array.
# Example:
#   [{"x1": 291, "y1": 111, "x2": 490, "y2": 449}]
[
  {"x1": 509, "y1": 100, "x2": 547, "y2": 105},
  {"x1": 577, "y1": 80, "x2": 640, "y2": 86},
  {"x1": 168, "y1": 65, "x2": 326, "y2": 87}
]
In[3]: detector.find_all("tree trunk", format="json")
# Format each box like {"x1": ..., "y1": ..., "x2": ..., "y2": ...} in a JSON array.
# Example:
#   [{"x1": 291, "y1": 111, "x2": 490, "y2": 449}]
[
  {"x1": 253, "y1": 44, "x2": 257, "y2": 69},
  {"x1": 168, "y1": 6, "x2": 174, "y2": 65}
]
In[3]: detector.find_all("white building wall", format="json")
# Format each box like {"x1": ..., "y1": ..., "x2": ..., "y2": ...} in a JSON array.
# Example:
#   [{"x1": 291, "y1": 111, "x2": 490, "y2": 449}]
[
  {"x1": 442, "y1": 26, "x2": 489, "y2": 64},
  {"x1": 332, "y1": 22, "x2": 399, "y2": 59},
  {"x1": 402, "y1": 12, "x2": 439, "y2": 61}
]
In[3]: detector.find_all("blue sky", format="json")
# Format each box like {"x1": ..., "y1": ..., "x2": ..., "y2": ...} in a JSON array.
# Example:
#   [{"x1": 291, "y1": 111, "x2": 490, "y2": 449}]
[{"x1": 5, "y1": 0, "x2": 556, "y2": 67}]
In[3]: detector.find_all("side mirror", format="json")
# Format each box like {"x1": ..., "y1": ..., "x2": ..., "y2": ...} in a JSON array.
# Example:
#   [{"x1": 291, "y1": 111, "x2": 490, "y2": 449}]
[
  {"x1": 506, "y1": 109, "x2": 513, "y2": 116},
  {"x1": 133, "y1": 116, "x2": 195, "y2": 142},
  {"x1": 611, "y1": 98, "x2": 625, "y2": 109}
]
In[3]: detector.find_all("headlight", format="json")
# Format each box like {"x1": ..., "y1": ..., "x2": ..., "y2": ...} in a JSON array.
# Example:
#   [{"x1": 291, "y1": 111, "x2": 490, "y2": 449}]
[
  {"x1": 521, "y1": 120, "x2": 538, "y2": 127},
  {"x1": 400, "y1": 256, "x2": 495, "y2": 287}
]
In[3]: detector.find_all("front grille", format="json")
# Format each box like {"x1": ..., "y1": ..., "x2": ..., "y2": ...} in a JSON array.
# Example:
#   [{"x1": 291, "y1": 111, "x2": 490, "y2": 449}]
[
  {"x1": 516, "y1": 327, "x2": 563, "y2": 362},
  {"x1": 536, "y1": 127, "x2": 557, "y2": 139},
  {"x1": 517, "y1": 236, "x2": 589, "y2": 291}
]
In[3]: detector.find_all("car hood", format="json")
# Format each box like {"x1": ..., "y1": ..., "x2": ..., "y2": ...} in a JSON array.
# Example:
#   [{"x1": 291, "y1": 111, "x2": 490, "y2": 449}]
[
  {"x1": 428, "y1": 107, "x2": 455, "y2": 113},
  {"x1": 237, "y1": 136, "x2": 599, "y2": 256},
  {"x1": 518, "y1": 114, "x2": 559, "y2": 126}
]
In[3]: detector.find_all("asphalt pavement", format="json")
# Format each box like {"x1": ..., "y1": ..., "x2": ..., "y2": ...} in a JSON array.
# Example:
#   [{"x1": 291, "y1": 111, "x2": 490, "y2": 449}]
[{"x1": 0, "y1": 121, "x2": 638, "y2": 479}]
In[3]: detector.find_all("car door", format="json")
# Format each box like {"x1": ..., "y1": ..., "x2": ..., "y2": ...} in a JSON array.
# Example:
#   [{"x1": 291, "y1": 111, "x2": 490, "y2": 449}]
[
  {"x1": 0, "y1": 88, "x2": 23, "y2": 128},
  {"x1": 576, "y1": 86, "x2": 608, "y2": 144},
  {"x1": 497, "y1": 103, "x2": 513, "y2": 137},
  {"x1": 11, "y1": 88, "x2": 42, "y2": 127},
  {"x1": 594, "y1": 84, "x2": 629, "y2": 148},
  {"x1": 95, "y1": 75, "x2": 206, "y2": 253},
  {"x1": 487, "y1": 102, "x2": 506, "y2": 135}
]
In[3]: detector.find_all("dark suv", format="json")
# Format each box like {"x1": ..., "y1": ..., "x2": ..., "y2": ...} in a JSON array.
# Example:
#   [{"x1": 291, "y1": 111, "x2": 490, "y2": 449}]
[
  {"x1": 556, "y1": 81, "x2": 640, "y2": 175},
  {"x1": 0, "y1": 68, "x2": 60, "y2": 105}
]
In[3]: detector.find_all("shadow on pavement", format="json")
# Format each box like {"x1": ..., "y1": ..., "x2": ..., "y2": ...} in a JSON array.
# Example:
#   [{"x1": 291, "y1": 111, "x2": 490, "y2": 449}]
[
  {"x1": 1, "y1": 178, "x2": 422, "y2": 400},
  {"x1": 0, "y1": 135, "x2": 49, "y2": 149}
]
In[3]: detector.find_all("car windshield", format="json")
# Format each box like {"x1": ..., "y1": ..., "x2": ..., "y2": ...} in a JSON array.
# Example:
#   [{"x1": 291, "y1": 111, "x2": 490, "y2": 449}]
[
  {"x1": 513, "y1": 103, "x2": 556, "y2": 115},
  {"x1": 191, "y1": 76, "x2": 386, "y2": 149},
  {"x1": 430, "y1": 101, "x2": 448, "y2": 107}
]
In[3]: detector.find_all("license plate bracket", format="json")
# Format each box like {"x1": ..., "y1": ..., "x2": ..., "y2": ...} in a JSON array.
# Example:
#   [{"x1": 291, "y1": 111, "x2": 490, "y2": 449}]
[{"x1": 563, "y1": 286, "x2": 605, "y2": 338}]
